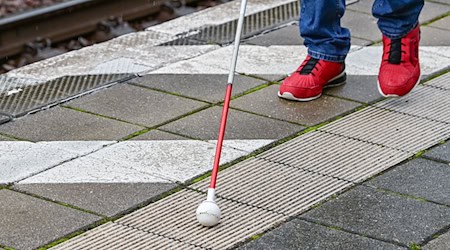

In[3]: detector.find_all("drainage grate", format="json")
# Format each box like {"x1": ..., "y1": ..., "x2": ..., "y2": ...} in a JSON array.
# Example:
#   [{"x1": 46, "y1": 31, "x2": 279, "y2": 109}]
[
  {"x1": 50, "y1": 222, "x2": 202, "y2": 250},
  {"x1": 116, "y1": 189, "x2": 285, "y2": 250},
  {"x1": 424, "y1": 72, "x2": 450, "y2": 90},
  {"x1": 190, "y1": 157, "x2": 353, "y2": 216},
  {"x1": 0, "y1": 74, "x2": 131, "y2": 117},
  {"x1": 259, "y1": 131, "x2": 411, "y2": 183},
  {"x1": 374, "y1": 85, "x2": 450, "y2": 123},
  {"x1": 320, "y1": 106, "x2": 450, "y2": 153}
]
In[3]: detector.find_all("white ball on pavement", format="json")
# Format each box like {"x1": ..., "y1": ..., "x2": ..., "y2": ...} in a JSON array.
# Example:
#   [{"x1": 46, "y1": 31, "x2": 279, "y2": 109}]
[{"x1": 196, "y1": 200, "x2": 221, "y2": 227}]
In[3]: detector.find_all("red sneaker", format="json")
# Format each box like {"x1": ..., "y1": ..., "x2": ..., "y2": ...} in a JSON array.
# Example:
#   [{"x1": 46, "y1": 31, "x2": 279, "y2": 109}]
[
  {"x1": 378, "y1": 25, "x2": 421, "y2": 97},
  {"x1": 278, "y1": 56, "x2": 346, "y2": 101}
]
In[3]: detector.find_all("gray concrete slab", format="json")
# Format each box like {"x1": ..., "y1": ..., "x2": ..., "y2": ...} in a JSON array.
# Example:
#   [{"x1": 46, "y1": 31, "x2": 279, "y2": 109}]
[
  {"x1": 423, "y1": 231, "x2": 450, "y2": 250},
  {"x1": 430, "y1": 16, "x2": 450, "y2": 31},
  {"x1": 302, "y1": 186, "x2": 450, "y2": 246},
  {"x1": 129, "y1": 74, "x2": 266, "y2": 103},
  {"x1": 424, "y1": 141, "x2": 450, "y2": 163},
  {"x1": 129, "y1": 129, "x2": 187, "y2": 140},
  {"x1": 367, "y1": 158, "x2": 450, "y2": 206},
  {"x1": 240, "y1": 219, "x2": 406, "y2": 250},
  {"x1": 0, "y1": 115, "x2": 9, "y2": 124},
  {"x1": 161, "y1": 106, "x2": 304, "y2": 140},
  {"x1": 346, "y1": 0, "x2": 373, "y2": 14},
  {"x1": 13, "y1": 183, "x2": 177, "y2": 217},
  {"x1": 0, "y1": 189, "x2": 100, "y2": 250},
  {"x1": 231, "y1": 85, "x2": 361, "y2": 126},
  {"x1": 0, "y1": 107, "x2": 143, "y2": 141},
  {"x1": 342, "y1": 9, "x2": 381, "y2": 42},
  {"x1": 350, "y1": 37, "x2": 373, "y2": 46},
  {"x1": 66, "y1": 84, "x2": 207, "y2": 127},
  {"x1": 419, "y1": 1, "x2": 450, "y2": 24},
  {"x1": 324, "y1": 75, "x2": 383, "y2": 104},
  {"x1": 420, "y1": 26, "x2": 450, "y2": 46},
  {"x1": 245, "y1": 24, "x2": 304, "y2": 46}
]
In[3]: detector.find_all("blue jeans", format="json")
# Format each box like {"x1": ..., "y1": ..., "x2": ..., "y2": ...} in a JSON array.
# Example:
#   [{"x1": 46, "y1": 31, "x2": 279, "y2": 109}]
[{"x1": 300, "y1": 0, "x2": 424, "y2": 62}]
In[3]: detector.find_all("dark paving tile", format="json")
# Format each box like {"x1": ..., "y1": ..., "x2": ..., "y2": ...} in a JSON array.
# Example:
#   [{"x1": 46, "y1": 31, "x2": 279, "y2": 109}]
[
  {"x1": 368, "y1": 158, "x2": 450, "y2": 206},
  {"x1": 0, "y1": 189, "x2": 100, "y2": 250},
  {"x1": 342, "y1": 10, "x2": 381, "y2": 42},
  {"x1": 423, "y1": 230, "x2": 450, "y2": 250},
  {"x1": 430, "y1": 16, "x2": 450, "y2": 31},
  {"x1": 324, "y1": 75, "x2": 383, "y2": 104},
  {"x1": 240, "y1": 219, "x2": 406, "y2": 250},
  {"x1": 130, "y1": 129, "x2": 188, "y2": 140},
  {"x1": 0, "y1": 115, "x2": 10, "y2": 124},
  {"x1": 129, "y1": 74, "x2": 266, "y2": 103},
  {"x1": 0, "y1": 107, "x2": 143, "y2": 141},
  {"x1": 420, "y1": 26, "x2": 450, "y2": 46},
  {"x1": 161, "y1": 106, "x2": 304, "y2": 140},
  {"x1": 302, "y1": 186, "x2": 450, "y2": 246},
  {"x1": 231, "y1": 85, "x2": 361, "y2": 126},
  {"x1": 419, "y1": 1, "x2": 450, "y2": 24},
  {"x1": 424, "y1": 141, "x2": 450, "y2": 163},
  {"x1": 67, "y1": 84, "x2": 207, "y2": 127},
  {"x1": 245, "y1": 24, "x2": 304, "y2": 46},
  {"x1": 14, "y1": 183, "x2": 177, "y2": 217}
]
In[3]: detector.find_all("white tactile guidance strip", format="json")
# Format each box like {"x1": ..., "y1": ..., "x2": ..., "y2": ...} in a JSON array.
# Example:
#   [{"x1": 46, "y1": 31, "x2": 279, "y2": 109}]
[
  {"x1": 190, "y1": 157, "x2": 354, "y2": 216},
  {"x1": 259, "y1": 131, "x2": 412, "y2": 183},
  {"x1": 320, "y1": 106, "x2": 450, "y2": 153},
  {"x1": 424, "y1": 72, "x2": 450, "y2": 90}
]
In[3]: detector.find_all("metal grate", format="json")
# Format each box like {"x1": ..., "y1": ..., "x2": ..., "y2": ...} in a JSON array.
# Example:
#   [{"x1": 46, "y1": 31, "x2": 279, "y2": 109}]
[
  {"x1": 0, "y1": 74, "x2": 131, "y2": 117},
  {"x1": 50, "y1": 222, "x2": 202, "y2": 250},
  {"x1": 259, "y1": 131, "x2": 411, "y2": 183},
  {"x1": 424, "y1": 72, "x2": 450, "y2": 90},
  {"x1": 190, "y1": 157, "x2": 353, "y2": 216},
  {"x1": 320, "y1": 106, "x2": 450, "y2": 153},
  {"x1": 374, "y1": 85, "x2": 450, "y2": 124},
  {"x1": 116, "y1": 190, "x2": 286, "y2": 250}
]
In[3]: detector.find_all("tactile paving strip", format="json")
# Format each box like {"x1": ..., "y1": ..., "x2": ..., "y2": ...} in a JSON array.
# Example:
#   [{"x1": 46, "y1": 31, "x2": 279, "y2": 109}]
[
  {"x1": 320, "y1": 106, "x2": 450, "y2": 153},
  {"x1": 116, "y1": 190, "x2": 286, "y2": 250},
  {"x1": 259, "y1": 131, "x2": 411, "y2": 183},
  {"x1": 424, "y1": 72, "x2": 450, "y2": 90},
  {"x1": 374, "y1": 85, "x2": 450, "y2": 123},
  {"x1": 0, "y1": 74, "x2": 130, "y2": 117},
  {"x1": 50, "y1": 222, "x2": 202, "y2": 250},
  {"x1": 190, "y1": 157, "x2": 353, "y2": 216}
]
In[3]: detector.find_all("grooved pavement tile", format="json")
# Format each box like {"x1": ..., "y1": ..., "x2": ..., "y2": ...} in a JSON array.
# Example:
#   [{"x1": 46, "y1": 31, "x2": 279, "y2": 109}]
[
  {"x1": 239, "y1": 219, "x2": 406, "y2": 250},
  {"x1": 302, "y1": 186, "x2": 450, "y2": 246},
  {"x1": 424, "y1": 141, "x2": 450, "y2": 163},
  {"x1": 423, "y1": 231, "x2": 450, "y2": 250},
  {"x1": 260, "y1": 131, "x2": 411, "y2": 183},
  {"x1": 13, "y1": 183, "x2": 177, "y2": 217},
  {"x1": 368, "y1": 158, "x2": 450, "y2": 206},
  {"x1": 0, "y1": 107, "x2": 143, "y2": 141},
  {"x1": 117, "y1": 190, "x2": 286, "y2": 249},
  {"x1": 190, "y1": 158, "x2": 353, "y2": 215},
  {"x1": 66, "y1": 84, "x2": 207, "y2": 127},
  {"x1": 374, "y1": 85, "x2": 450, "y2": 123},
  {"x1": 320, "y1": 106, "x2": 450, "y2": 152},
  {"x1": 324, "y1": 75, "x2": 383, "y2": 103},
  {"x1": 50, "y1": 222, "x2": 203, "y2": 250},
  {"x1": 231, "y1": 85, "x2": 361, "y2": 126},
  {"x1": 245, "y1": 23, "x2": 304, "y2": 46},
  {"x1": 420, "y1": 26, "x2": 450, "y2": 46},
  {"x1": 0, "y1": 189, "x2": 100, "y2": 250},
  {"x1": 425, "y1": 72, "x2": 450, "y2": 90},
  {"x1": 161, "y1": 106, "x2": 304, "y2": 140},
  {"x1": 129, "y1": 129, "x2": 188, "y2": 140},
  {"x1": 129, "y1": 74, "x2": 266, "y2": 103}
]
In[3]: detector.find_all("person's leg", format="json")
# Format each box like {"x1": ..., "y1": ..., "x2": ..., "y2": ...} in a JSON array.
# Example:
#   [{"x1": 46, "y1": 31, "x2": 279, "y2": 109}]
[
  {"x1": 278, "y1": 0, "x2": 349, "y2": 102},
  {"x1": 373, "y1": 0, "x2": 424, "y2": 97}
]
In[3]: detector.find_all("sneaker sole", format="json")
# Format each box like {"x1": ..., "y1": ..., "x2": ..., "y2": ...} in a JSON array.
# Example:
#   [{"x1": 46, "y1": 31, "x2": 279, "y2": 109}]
[
  {"x1": 377, "y1": 74, "x2": 421, "y2": 98},
  {"x1": 278, "y1": 71, "x2": 347, "y2": 102}
]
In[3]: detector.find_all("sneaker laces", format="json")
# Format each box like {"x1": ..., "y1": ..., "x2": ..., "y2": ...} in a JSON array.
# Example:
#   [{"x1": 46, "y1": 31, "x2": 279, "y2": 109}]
[
  {"x1": 298, "y1": 57, "x2": 321, "y2": 76},
  {"x1": 385, "y1": 38, "x2": 406, "y2": 64}
]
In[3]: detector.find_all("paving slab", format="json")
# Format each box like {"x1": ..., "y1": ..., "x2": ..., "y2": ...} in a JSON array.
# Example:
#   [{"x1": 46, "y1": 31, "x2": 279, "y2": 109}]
[
  {"x1": 161, "y1": 105, "x2": 304, "y2": 140},
  {"x1": 342, "y1": 9, "x2": 381, "y2": 42},
  {"x1": 367, "y1": 158, "x2": 450, "y2": 206},
  {"x1": 430, "y1": 16, "x2": 450, "y2": 31},
  {"x1": 240, "y1": 219, "x2": 406, "y2": 250},
  {"x1": 66, "y1": 84, "x2": 207, "y2": 127},
  {"x1": 13, "y1": 182, "x2": 177, "y2": 217},
  {"x1": 130, "y1": 129, "x2": 188, "y2": 140},
  {"x1": 423, "y1": 231, "x2": 450, "y2": 250},
  {"x1": 245, "y1": 24, "x2": 304, "y2": 46},
  {"x1": 129, "y1": 74, "x2": 266, "y2": 103},
  {"x1": 425, "y1": 72, "x2": 450, "y2": 90},
  {"x1": 231, "y1": 85, "x2": 361, "y2": 126},
  {"x1": 419, "y1": 1, "x2": 450, "y2": 24},
  {"x1": 420, "y1": 26, "x2": 450, "y2": 46},
  {"x1": 0, "y1": 107, "x2": 143, "y2": 141},
  {"x1": 424, "y1": 140, "x2": 450, "y2": 163},
  {"x1": 302, "y1": 186, "x2": 450, "y2": 246},
  {"x1": 346, "y1": 0, "x2": 374, "y2": 14},
  {"x1": 0, "y1": 135, "x2": 14, "y2": 141},
  {"x1": 0, "y1": 189, "x2": 100, "y2": 250},
  {"x1": 324, "y1": 75, "x2": 383, "y2": 103}
]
